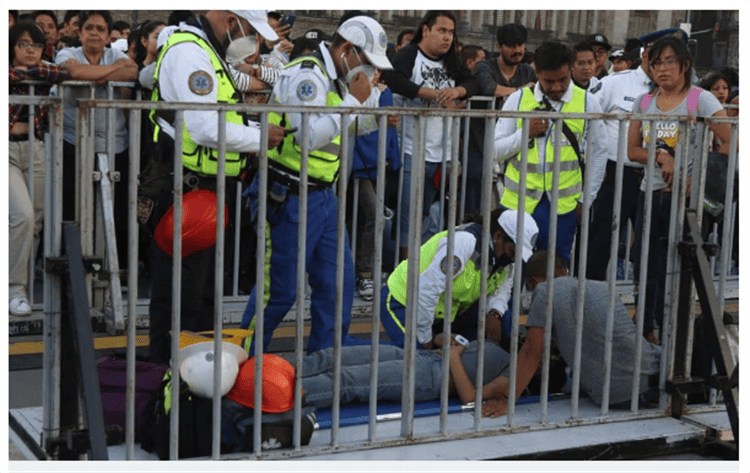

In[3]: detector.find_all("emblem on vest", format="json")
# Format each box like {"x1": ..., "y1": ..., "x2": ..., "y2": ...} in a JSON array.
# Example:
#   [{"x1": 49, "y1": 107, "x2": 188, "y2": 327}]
[
  {"x1": 440, "y1": 256, "x2": 462, "y2": 276},
  {"x1": 297, "y1": 79, "x2": 318, "y2": 101},
  {"x1": 189, "y1": 70, "x2": 213, "y2": 95}
]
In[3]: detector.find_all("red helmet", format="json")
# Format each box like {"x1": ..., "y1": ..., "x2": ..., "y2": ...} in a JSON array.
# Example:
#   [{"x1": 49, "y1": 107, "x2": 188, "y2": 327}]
[
  {"x1": 153, "y1": 189, "x2": 228, "y2": 258},
  {"x1": 226, "y1": 354, "x2": 295, "y2": 413}
]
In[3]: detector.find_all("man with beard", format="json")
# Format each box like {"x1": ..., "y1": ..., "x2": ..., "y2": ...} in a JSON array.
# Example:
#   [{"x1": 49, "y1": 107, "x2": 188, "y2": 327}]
[
  {"x1": 379, "y1": 208, "x2": 538, "y2": 349},
  {"x1": 381, "y1": 10, "x2": 477, "y2": 260},
  {"x1": 465, "y1": 23, "x2": 537, "y2": 215},
  {"x1": 494, "y1": 41, "x2": 608, "y2": 267}
]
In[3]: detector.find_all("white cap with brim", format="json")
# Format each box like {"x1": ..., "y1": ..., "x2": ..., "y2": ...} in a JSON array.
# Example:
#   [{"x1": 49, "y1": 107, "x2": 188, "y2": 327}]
[
  {"x1": 336, "y1": 16, "x2": 393, "y2": 70},
  {"x1": 497, "y1": 210, "x2": 539, "y2": 262},
  {"x1": 229, "y1": 10, "x2": 278, "y2": 42}
]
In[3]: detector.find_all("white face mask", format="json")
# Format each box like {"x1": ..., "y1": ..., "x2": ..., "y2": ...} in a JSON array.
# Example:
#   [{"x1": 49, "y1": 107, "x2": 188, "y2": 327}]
[
  {"x1": 341, "y1": 49, "x2": 376, "y2": 85},
  {"x1": 226, "y1": 22, "x2": 257, "y2": 65}
]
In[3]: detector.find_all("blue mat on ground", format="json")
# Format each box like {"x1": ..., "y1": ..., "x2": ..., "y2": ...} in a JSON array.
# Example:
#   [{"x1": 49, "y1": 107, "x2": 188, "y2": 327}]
[{"x1": 315, "y1": 395, "x2": 546, "y2": 429}]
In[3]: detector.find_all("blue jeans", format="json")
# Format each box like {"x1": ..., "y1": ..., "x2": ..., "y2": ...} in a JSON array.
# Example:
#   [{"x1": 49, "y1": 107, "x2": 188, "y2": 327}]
[
  {"x1": 527, "y1": 194, "x2": 578, "y2": 266},
  {"x1": 240, "y1": 187, "x2": 354, "y2": 354},
  {"x1": 301, "y1": 344, "x2": 442, "y2": 409},
  {"x1": 399, "y1": 153, "x2": 440, "y2": 249},
  {"x1": 633, "y1": 189, "x2": 672, "y2": 335}
]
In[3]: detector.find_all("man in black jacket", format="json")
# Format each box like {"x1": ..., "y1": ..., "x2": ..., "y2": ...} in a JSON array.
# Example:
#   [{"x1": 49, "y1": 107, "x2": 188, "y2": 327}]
[{"x1": 381, "y1": 10, "x2": 477, "y2": 260}]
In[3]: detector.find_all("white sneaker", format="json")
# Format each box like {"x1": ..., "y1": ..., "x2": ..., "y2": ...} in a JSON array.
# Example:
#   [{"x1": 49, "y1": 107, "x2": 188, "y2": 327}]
[
  {"x1": 9, "y1": 297, "x2": 32, "y2": 317},
  {"x1": 357, "y1": 277, "x2": 374, "y2": 301}
]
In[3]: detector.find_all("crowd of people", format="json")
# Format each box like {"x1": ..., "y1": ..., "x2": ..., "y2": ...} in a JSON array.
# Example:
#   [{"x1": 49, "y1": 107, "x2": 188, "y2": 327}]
[{"x1": 9, "y1": 10, "x2": 738, "y2": 414}]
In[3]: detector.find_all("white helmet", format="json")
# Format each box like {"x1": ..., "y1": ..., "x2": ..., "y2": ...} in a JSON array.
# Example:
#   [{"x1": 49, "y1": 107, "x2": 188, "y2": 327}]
[
  {"x1": 179, "y1": 341, "x2": 248, "y2": 398},
  {"x1": 336, "y1": 16, "x2": 393, "y2": 70}
]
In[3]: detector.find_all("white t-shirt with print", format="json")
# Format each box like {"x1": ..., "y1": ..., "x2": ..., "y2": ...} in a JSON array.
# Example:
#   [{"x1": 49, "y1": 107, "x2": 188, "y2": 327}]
[{"x1": 393, "y1": 50, "x2": 455, "y2": 163}]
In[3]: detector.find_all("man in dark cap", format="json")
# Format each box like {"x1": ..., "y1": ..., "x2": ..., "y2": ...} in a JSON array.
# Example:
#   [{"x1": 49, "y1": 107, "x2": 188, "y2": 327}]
[{"x1": 586, "y1": 33, "x2": 611, "y2": 79}]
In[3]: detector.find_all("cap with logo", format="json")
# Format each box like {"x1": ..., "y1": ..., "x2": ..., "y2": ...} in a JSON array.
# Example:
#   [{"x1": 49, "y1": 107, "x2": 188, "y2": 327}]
[
  {"x1": 609, "y1": 49, "x2": 626, "y2": 61},
  {"x1": 303, "y1": 28, "x2": 331, "y2": 42},
  {"x1": 336, "y1": 16, "x2": 393, "y2": 70},
  {"x1": 586, "y1": 33, "x2": 611, "y2": 50},
  {"x1": 497, "y1": 210, "x2": 539, "y2": 262},
  {"x1": 229, "y1": 10, "x2": 278, "y2": 42}
]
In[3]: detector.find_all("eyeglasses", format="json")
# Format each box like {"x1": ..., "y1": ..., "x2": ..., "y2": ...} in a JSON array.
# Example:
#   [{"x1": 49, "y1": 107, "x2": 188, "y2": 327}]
[
  {"x1": 651, "y1": 57, "x2": 679, "y2": 69},
  {"x1": 16, "y1": 41, "x2": 45, "y2": 50}
]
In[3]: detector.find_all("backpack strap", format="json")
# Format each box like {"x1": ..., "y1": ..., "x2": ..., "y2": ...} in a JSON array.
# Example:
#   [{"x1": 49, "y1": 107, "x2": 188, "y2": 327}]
[{"x1": 640, "y1": 87, "x2": 703, "y2": 116}]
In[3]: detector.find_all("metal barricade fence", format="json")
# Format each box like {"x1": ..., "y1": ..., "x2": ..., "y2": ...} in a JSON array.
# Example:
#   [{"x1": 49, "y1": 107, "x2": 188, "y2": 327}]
[{"x1": 12, "y1": 85, "x2": 738, "y2": 460}]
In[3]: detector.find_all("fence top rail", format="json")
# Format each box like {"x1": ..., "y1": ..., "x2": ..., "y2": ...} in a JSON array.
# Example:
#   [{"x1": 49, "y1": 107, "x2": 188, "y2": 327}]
[{"x1": 62, "y1": 98, "x2": 739, "y2": 124}]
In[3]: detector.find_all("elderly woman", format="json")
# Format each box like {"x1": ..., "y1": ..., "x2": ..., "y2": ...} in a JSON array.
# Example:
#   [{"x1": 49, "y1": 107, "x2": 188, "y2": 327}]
[
  {"x1": 55, "y1": 10, "x2": 138, "y2": 268},
  {"x1": 627, "y1": 35, "x2": 732, "y2": 342},
  {"x1": 9, "y1": 21, "x2": 70, "y2": 316}
]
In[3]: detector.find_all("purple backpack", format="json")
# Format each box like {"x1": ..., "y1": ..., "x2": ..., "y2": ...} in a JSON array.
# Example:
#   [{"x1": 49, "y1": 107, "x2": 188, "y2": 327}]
[{"x1": 98, "y1": 356, "x2": 168, "y2": 441}]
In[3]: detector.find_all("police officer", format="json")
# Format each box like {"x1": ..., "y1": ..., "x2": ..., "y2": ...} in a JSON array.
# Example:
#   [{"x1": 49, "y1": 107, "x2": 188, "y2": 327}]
[
  {"x1": 146, "y1": 10, "x2": 285, "y2": 363},
  {"x1": 586, "y1": 33, "x2": 612, "y2": 79},
  {"x1": 380, "y1": 208, "x2": 538, "y2": 349},
  {"x1": 494, "y1": 41, "x2": 608, "y2": 267},
  {"x1": 240, "y1": 16, "x2": 393, "y2": 354},
  {"x1": 586, "y1": 39, "x2": 657, "y2": 281}
]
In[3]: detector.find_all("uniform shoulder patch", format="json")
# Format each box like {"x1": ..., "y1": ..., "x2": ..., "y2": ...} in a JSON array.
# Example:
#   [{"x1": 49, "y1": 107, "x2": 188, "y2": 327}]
[
  {"x1": 296, "y1": 79, "x2": 318, "y2": 102},
  {"x1": 440, "y1": 255, "x2": 462, "y2": 276},
  {"x1": 590, "y1": 82, "x2": 603, "y2": 94},
  {"x1": 188, "y1": 70, "x2": 213, "y2": 95}
]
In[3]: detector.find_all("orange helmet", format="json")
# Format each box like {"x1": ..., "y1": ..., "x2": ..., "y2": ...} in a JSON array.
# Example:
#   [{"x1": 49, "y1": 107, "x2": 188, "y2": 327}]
[
  {"x1": 226, "y1": 354, "x2": 295, "y2": 413},
  {"x1": 153, "y1": 189, "x2": 228, "y2": 258}
]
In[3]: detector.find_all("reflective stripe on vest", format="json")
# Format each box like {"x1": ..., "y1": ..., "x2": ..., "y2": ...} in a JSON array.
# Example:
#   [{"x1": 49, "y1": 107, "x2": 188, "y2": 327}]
[
  {"x1": 268, "y1": 55, "x2": 342, "y2": 183},
  {"x1": 386, "y1": 225, "x2": 508, "y2": 323},
  {"x1": 150, "y1": 31, "x2": 247, "y2": 177},
  {"x1": 501, "y1": 86, "x2": 586, "y2": 214}
]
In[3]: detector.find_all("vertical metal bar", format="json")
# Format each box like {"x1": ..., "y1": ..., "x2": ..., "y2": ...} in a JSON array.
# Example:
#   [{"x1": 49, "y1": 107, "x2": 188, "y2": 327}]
[
  {"x1": 718, "y1": 123, "x2": 738, "y2": 307},
  {"x1": 394, "y1": 118, "x2": 407, "y2": 269},
  {"x1": 125, "y1": 108, "x2": 140, "y2": 460},
  {"x1": 42, "y1": 101, "x2": 63, "y2": 454},
  {"x1": 438, "y1": 117, "x2": 450, "y2": 232},
  {"x1": 332, "y1": 111, "x2": 351, "y2": 446},
  {"x1": 26, "y1": 85, "x2": 36, "y2": 303},
  {"x1": 351, "y1": 178, "x2": 360, "y2": 271},
  {"x1": 507, "y1": 116, "x2": 530, "y2": 427},
  {"x1": 570, "y1": 113, "x2": 596, "y2": 419},
  {"x1": 401, "y1": 115, "x2": 424, "y2": 438},
  {"x1": 168, "y1": 110, "x2": 184, "y2": 461},
  {"x1": 539, "y1": 119, "x2": 563, "y2": 422},
  {"x1": 252, "y1": 113, "x2": 270, "y2": 456},
  {"x1": 459, "y1": 101, "x2": 471, "y2": 222},
  {"x1": 211, "y1": 110, "x2": 227, "y2": 459},
  {"x1": 600, "y1": 120, "x2": 628, "y2": 415},
  {"x1": 368, "y1": 113, "x2": 388, "y2": 441},
  {"x1": 294, "y1": 113, "x2": 311, "y2": 449},
  {"x1": 439, "y1": 118, "x2": 459, "y2": 435},
  {"x1": 232, "y1": 181, "x2": 242, "y2": 296},
  {"x1": 631, "y1": 119, "x2": 657, "y2": 411}
]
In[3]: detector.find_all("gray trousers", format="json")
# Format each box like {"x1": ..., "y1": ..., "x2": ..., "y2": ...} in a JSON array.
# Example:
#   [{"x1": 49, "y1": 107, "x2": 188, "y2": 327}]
[{"x1": 9, "y1": 139, "x2": 44, "y2": 299}]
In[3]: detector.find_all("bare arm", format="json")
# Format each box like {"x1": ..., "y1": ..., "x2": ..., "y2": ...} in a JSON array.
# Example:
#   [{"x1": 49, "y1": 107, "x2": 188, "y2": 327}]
[
  {"x1": 481, "y1": 326, "x2": 544, "y2": 417},
  {"x1": 62, "y1": 58, "x2": 137, "y2": 84},
  {"x1": 708, "y1": 110, "x2": 735, "y2": 154},
  {"x1": 627, "y1": 118, "x2": 648, "y2": 164}
]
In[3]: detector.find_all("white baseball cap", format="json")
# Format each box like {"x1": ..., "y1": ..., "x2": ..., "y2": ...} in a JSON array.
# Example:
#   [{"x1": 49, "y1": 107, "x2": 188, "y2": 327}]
[
  {"x1": 336, "y1": 16, "x2": 393, "y2": 70},
  {"x1": 229, "y1": 10, "x2": 278, "y2": 42},
  {"x1": 497, "y1": 210, "x2": 539, "y2": 262}
]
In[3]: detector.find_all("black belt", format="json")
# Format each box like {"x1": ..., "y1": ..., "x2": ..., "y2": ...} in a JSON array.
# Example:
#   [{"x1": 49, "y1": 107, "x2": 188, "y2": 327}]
[
  {"x1": 268, "y1": 167, "x2": 331, "y2": 195},
  {"x1": 9, "y1": 134, "x2": 29, "y2": 142}
]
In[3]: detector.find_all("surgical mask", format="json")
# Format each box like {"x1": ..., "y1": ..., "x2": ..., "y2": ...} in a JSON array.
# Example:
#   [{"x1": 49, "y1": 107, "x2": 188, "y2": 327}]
[
  {"x1": 341, "y1": 49, "x2": 376, "y2": 85},
  {"x1": 226, "y1": 23, "x2": 257, "y2": 65}
]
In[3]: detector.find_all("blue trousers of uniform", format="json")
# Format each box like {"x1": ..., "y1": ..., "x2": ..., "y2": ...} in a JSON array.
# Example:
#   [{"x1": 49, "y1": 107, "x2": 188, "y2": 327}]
[
  {"x1": 240, "y1": 187, "x2": 354, "y2": 353},
  {"x1": 528, "y1": 193, "x2": 578, "y2": 266}
]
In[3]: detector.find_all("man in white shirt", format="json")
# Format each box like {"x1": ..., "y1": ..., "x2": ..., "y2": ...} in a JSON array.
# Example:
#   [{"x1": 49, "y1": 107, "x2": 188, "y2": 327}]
[{"x1": 585, "y1": 41, "x2": 654, "y2": 281}]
